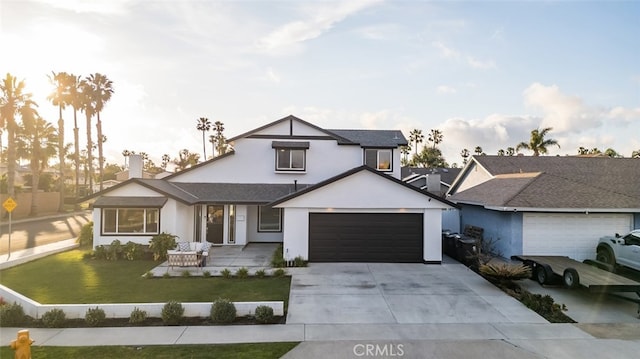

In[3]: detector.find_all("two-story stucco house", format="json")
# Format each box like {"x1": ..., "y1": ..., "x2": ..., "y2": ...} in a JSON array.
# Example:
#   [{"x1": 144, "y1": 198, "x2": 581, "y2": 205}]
[{"x1": 86, "y1": 115, "x2": 456, "y2": 263}]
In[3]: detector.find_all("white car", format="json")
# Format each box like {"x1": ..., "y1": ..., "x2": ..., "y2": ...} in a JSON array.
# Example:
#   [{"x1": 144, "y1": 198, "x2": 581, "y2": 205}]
[{"x1": 596, "y1": 229, "x2": 640, "y2": 272}]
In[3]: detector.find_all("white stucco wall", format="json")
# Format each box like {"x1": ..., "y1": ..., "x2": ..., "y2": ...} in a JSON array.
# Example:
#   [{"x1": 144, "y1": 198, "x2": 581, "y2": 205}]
[
  {"x1": 246, "y1": 206, "x2": 285, "y2": 243},
  {"x1": 282, "y1": 208, "x2": 309, "y2": 261}
]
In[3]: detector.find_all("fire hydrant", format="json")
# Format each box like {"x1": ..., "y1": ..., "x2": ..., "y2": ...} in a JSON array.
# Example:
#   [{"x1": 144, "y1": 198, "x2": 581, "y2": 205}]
[{"x1": 10, "y1": 329, "x2": 34, "y2": 359}]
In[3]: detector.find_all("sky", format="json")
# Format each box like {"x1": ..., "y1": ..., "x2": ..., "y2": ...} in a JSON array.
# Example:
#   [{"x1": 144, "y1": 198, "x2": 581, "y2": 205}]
[{"x1": 1, "y1": 0, "x2": 639, "y2": 168}]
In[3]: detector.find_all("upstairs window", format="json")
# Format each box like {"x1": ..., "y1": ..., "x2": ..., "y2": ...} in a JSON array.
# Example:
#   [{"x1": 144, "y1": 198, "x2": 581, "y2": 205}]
[
  {"x1": 272, "y1": 141, "x2": 309, "y2": 172},
  {"x1": 364, "y1": 149, "x2": 392, "y2": 171}
]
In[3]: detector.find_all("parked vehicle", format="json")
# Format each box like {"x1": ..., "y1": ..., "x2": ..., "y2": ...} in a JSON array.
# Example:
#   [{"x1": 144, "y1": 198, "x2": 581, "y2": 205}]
[{"x1": 596, "y1": 229, "x2": 640, "y2": 272}]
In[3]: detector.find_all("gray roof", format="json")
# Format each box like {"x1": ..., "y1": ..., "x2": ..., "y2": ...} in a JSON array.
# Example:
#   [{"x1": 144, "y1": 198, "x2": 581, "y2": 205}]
[
  {"x1": 93, "y1": 196, "x2": 168, "y2": 208},
  {"x1": 401, "y1": 167, "x2": 462, "y2": 186},
  {"x1": 172, "y1": 183, "x2": 311, "y2": 204},
  {"x1": 328, "y1": 129, "x2": 408, "y2": 147},
  {"x1": 449, "y1": 156, "x2": 640, "y2": 210}
]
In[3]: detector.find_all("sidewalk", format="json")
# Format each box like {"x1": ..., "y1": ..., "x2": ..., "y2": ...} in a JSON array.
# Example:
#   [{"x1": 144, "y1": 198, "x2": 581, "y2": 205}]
[{"x1": 0, "y1": 238, "x2": 78, "y2": 270}]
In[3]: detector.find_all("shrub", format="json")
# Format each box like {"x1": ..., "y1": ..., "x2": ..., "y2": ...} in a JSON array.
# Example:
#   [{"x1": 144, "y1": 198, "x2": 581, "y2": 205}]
[
  {"x1": 129, "y1": 307, "x2": 148, "y2": 324},
  {"x1": 0, "y1": 302, "x2": 26, "y2": 327},
  {"x1": 161, "y1": 301, "x2": 184, "y2": 325},
  {"x1": 77, "y1": 222, "x2": 94, "y2": 247},
  {"x1": 85, "y1": 307, "x2": 106, "y2": 327},
  {"x1": 520, "y1": 292, "x2": 574, "y2": 323},
  {"x1": 254, "y1": 305, "x2": 274, "y2": 324},
  {"x1": 42, "y1": 308, "x2": 66, "y2": 328},
  {"x1": 210, "y1": 298, "x2": 236, "y2": 324},
  {"x1": 149, "y1": 233, "x2": 179, "y2": 261},
  {"x1": 293, "y1": 256, "x2": 307, "y2": 267},
  {"x1": 92, "y1": 245, "x2": 107, "y2": 260},
  {"x1": 106, "y1": 239, "x2": 123, "y2": 261},
  {"x1": 220, "y1": 268, "x2": 232, "y2": 279},
  {"x1": 235, "y1": 267, "x2": 249, "y2": 278},
  {"x1": 203, "y1": 271, "x2": 212, "y2": 278},
  {"x1": 273, "y1": 268, "x2": 287, "y2": 277},
  {"x1": 479, "y1": 263, "x2": 531, "y2": 282},
  {"x1": 254, "y1": 269, "x2": 266, "y2": 278},
  {"x1": 270, "y1": 244, "x2": 285, "y2": 268},
  {"x1": 162, "y1": 272, "x2": 171, "y2": 279},
  {"x1": 124, "y1": 241, "x2": 144, "y2": 261},
  {"x1": 181, "y1": 270, "x2": 191, "y2": 277}
]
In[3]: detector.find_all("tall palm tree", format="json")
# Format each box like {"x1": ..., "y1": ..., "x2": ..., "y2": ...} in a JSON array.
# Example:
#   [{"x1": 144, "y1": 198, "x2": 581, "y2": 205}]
[
  {"x1": 0, "y1": 73, "x2": 36, "y2": 199},
  {"x1": 161, "y1": 154, "x2": 171, "y2": 169},
  {"x1": 196, "y1": 117, "x2": 211, "y2": 159},
  {"x1": 122, "y1": 149, "x2": 131, "y2": 167},
  {"x1": 516, "y1": 127, "x2": 560, "y2": 156},
  {"x1": 79, "y1": 79, "x2": 96, "y2": 193},
  {"x1": 86, "y1": 73, "x2": 113, "y2": 191},
  {"x1": 16, "y1": 112, "x2": 57, "y2": 216},
  {"x1": 47, "y1": 71, "x2": 70, "y2": 211},
  {"x1": 212, "y1": 120, "x2": 227, "y2": 156},
  {"x1": 428, "y1": 129, "x2": 443, "y2": 149},
  {"x1": 63, "y1": 73, "x2": 82, "y2": 205},
  {"x1": 409, "y1": 129, "x2": 423, "y2": 155}
]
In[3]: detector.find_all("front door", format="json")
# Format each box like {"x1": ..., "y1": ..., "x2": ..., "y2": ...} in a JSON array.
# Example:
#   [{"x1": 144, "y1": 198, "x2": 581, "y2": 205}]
[{"x1": 206, "y1": 205, "x2": 224, "y2": 244}]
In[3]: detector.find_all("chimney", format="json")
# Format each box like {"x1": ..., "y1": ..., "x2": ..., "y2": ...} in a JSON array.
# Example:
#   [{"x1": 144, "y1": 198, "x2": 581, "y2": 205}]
[
  {"x1": 129, "y1": 154, "x2": 143, "y2": 179},
  {"x1": 426, "y1": 174, "x2": 441, "y2": 196}
]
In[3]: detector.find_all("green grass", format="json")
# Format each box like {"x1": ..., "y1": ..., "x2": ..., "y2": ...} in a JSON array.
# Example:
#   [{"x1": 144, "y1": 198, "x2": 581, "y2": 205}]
[
  {"x1": 0, "y1": 343, "x2": 299, "y2": 359},
  {"x1": 0, "y1": 250, "x2": 290, "y2": 305}
]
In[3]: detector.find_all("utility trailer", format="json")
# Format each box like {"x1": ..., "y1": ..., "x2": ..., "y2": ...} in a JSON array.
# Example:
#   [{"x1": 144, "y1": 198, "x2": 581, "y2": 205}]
[{"x1": 512, "y1": 255, "x2": 640, "y2": 315}]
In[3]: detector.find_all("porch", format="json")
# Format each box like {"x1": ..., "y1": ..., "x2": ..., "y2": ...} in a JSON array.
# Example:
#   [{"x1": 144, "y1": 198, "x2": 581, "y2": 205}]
[{"x1": 149, "y1": 243, "x2": 280, "y2": 277}]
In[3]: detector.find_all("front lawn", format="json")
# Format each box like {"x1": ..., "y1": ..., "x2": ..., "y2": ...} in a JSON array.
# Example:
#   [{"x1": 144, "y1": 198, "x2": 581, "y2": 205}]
[
  {"x1": 0, "y1": 343, "x2": 299, "y2": 359},
  {"x1": 0, "y1": 250, "x2": 290, "y2": 305}
]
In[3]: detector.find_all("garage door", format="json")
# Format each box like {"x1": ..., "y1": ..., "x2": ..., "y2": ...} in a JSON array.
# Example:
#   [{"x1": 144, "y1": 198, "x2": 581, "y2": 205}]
[
  {"x1": 522, "y1": 213, "x2": 633, "y2": 261},
  {"x1": 308, "y1": 213, "x2": 423, "y2": 262}
]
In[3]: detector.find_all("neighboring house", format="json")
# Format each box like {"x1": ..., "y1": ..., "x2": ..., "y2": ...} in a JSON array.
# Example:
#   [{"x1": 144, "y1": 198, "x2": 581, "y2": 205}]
[
  {"x1": 447, "y1": 155, "x2": 640, "y2": 261},
  {"x1": 401, "y1": 167, "x2": 462, "y2": 196},
  {"x1": 85, "y1": 115, "x2": 457, "y2": 263}
]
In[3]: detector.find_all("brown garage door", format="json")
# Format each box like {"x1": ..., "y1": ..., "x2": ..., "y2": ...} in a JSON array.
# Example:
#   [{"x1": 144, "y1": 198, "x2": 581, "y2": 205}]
[{"x1": 308, "y1": 213, "x2": 424, "y2": 262}]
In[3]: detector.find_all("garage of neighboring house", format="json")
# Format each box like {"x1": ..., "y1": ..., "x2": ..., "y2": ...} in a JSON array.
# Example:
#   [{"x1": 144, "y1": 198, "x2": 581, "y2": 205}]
[
  {"x1": 522, "y1": 212, "x2": 634, "y2": 260},
  {"x1": 308, "y1": 212, "x2": 424, "y2": 262}
]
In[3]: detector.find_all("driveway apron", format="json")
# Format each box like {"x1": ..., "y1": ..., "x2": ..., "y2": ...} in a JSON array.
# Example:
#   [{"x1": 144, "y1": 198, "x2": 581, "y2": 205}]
[{"x1": 286, "y1": 262, "x2": 546, "y2": 324}]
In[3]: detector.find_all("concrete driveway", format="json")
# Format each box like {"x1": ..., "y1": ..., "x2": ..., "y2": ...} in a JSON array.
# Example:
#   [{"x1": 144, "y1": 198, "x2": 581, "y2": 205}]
[{"x1": 287, "y1": 260, "x2": 547, "y2": 324}]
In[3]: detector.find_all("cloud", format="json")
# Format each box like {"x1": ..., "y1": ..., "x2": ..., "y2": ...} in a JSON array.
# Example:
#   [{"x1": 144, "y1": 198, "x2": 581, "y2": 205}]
[
  {"x1": 431, "y1": 41, "x2": 460, "y2": 59},
  {"x1": 263, "y1": 68, "x2": 281, "y2": 84},
  {"x1": 466, "y1": 56, "x2": 496, "y2": 69},
  {"x1": 431, "y1": 42, "x2": 496, "y2": 70},
  {"x1": 257, "y1": 0, "x2": 382, "y2": 53},
  {"x1": 437, "y1": 85, "x2": 457, "y2": 94},
  {"x1": 33, "y1": 0, "x2": 132, "y2": 14}
]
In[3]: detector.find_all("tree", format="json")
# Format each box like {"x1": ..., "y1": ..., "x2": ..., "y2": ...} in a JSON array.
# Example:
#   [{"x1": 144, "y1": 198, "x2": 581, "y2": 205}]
[
  {"x1": 66, "y1": 74, "x2": 82, "y2": 205},
  {"x1": 632, "y1": 149, "x2": 640, "y2": 159},
  {"x1": 506, "y1": 147, "x2": 515, "y2": 156},
  {"x1": 16, "y1": 113, "x2": 57, "y2": 215},
  {"x1": 460, "y1": 148, "x2": 470, "y2": 165},
  {"x1": 412, "y1": 147, "x2": 448, "y2": 168},
  {"x1": 1, "y1": 73, "x2": 36, "y2": 198},
  {"x1": 172, "y1": 149, "x2": 200, "y2": 171},
  {"x1": 516, "y1": 127, "x2": 560, "y2": 156},
  {"x1": 102, "y1": 163, "x2": 123, "y2": 180},
  {"x1": 161, "y1": 154, "x2": 171, "y2": 169},
  {"x1": 497, "y1": 149, "x2": 505, "y2": 156},
  {"x1": 85, "y1": 73, "x2": 113, "y2": 191},
  {"x1": 211, "y1": 120, "x2": 228, "y2": 156},
  {"x1": 79, "y1": 79, "x2": 96, "y2": 193},
  {"x1": 47, "y1": 71, "x2": 70, "y2": 211},
  {"x1": 603, "y1": 148, "x2": 621, "y2": 158},
  {"x1": 474, "y1": 146, "x2": 483, "y2": 156},
  {"x1": 196, "y1": 117, "x2": 211, "y2": 159},
  {"x1": 122, "y1": 149, "x2": 131, "y2": 167},
  {"x1": 577, "y1": 146, "x2": 588, "y2": 155},
  {"x1": 400, "y1": 145, "x2": 411, "y2": 166},
  {"x1": 427, "y1": 129, "x2": 443, "y2": 149},
  {"x1": 409, "y1": 129, "x2": 423, "y2": 155}
]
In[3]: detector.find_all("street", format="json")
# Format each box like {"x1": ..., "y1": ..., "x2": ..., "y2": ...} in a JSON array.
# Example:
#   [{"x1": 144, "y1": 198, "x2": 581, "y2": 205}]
[{"x1": 0, "y1": 212, "x2": 91, "y2": 255}]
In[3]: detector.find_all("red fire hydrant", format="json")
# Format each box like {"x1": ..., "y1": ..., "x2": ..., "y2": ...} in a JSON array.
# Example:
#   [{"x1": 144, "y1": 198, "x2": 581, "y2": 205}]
[{"x1": 10, "y1": 329, "x2": 34, "y2": 359}]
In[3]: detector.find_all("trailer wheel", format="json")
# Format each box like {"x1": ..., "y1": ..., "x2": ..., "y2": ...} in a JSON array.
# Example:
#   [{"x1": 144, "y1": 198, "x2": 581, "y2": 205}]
[
  {"x1": 536, "y1": 264, "x2": 553, "y2": 285},
  {"x1": 563, "y1": 268, "x2": 580, "y2": 288}
]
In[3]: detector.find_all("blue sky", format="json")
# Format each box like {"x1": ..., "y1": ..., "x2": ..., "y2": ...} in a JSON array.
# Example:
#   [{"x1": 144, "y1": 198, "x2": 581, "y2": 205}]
[{"x1": 1, "y1": 0, "x2": 639, "y2": 167}]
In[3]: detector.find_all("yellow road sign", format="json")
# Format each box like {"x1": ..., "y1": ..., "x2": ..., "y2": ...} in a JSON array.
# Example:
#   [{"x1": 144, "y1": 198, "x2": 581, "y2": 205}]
[{"x1": 3, "y1": 197, "x2": 17, "y2": 213}]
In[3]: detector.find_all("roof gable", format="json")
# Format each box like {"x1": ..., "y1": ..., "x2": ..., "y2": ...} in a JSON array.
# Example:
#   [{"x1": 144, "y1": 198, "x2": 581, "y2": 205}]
[{"x1": 271, "y1": 166, "x2": 457, "y2": 209}]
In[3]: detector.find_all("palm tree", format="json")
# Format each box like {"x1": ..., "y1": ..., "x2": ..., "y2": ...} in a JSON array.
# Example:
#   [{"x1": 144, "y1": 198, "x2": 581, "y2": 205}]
[
  {"x1": 577, "y1": 146, "x2": 588, "y2": 155},
  {"x1": 212, "y1": 120, "x2": 227, "y2": 156},
  {"x1": 632, "y1": 149, "x2": 640, "y2": 159},
  {"x1": 79, "y1": 79, "x2": 96, "y2": 192},
  {"x1": 16, "y1": 112, "x2": 57, "y2": 215},
  {"x1": 161, "y1": 154, "x2": 170, "y2": 169},
  {"x1": 208, "y1": 135, "x2": 216, "y2": 158},
  {"x1": 196, "y1": 117, "x2": 211, "y2": 159},
  {"x1": 474, "y1": 146, "x2": 483, "y2": 155},
  {"x1": 85, "y1": 73, "x2": 113, "y2": 191},
  {"x1": 497, "y1": 149, "x2": 505, "y2": 156},
  {"x1": 506, "y1": 147, "x2": 515, "y2": 156},
  {"x1": 460, "y1": 148, "x2": 470, "y2": 165},
  {"x1": 66, "y1": 74, "x2": 82, "y2": 205},
  {"x1": 0, "y1": 73, "x2": 36, "y2": 199},
  {"x1": 47, "y1": 71, "x2": 70, "y2": 211},
  {"x1": 172, "y1": 149, "x2": 200, "y2": 171},
  {"x1": 122, "y1": 149, "x2": 131, "y2": 167},
  {"x1": 409, "y1": 129, "x2": 424, "y2": 155},
  {"x1": 400, "y1": 145, "x2": 411, "y2": 165},
  {"x1": 516, "y1": 127, "x2": 560, "y2": 156},
  {"x1": 428, "y1": 129, "x2": 443, "y2": 149}
]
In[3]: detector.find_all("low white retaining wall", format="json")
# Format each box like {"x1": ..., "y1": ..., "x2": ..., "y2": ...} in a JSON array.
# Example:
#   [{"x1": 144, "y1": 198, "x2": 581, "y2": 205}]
[{"x1": 0, "y1": 285, "x2": 284, "y2": 319}]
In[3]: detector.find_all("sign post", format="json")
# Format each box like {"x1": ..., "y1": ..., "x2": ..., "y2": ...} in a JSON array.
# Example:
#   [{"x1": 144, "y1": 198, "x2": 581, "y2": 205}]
[{"x1": 3, "y1": 197, "x2": 17, "y2": 260}]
